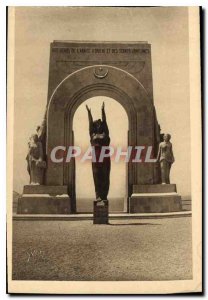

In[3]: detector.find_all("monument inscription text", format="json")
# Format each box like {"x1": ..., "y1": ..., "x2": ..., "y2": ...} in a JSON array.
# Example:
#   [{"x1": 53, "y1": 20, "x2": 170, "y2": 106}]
[{"x1": 52, "y1": 47, "x2": 150, "y2": 54}]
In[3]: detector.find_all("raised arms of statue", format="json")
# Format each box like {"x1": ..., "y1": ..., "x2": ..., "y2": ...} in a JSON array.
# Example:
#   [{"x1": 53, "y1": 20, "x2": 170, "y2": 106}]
[
  {"x1": 101, "y1": 101, "x2": 106, "y2": 122},
  {"x1": 101, "y1": 102, "x2": 109, "y2": 136},
  {"x1": 86, "y1": 105, "x2": 93, "y2": 136}
]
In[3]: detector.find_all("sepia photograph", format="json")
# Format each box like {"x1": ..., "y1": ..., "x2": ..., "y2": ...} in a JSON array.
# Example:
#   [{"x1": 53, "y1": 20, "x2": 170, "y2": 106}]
[{"x1": 7, "y1": 5, "x2": 202, "y2": 294}]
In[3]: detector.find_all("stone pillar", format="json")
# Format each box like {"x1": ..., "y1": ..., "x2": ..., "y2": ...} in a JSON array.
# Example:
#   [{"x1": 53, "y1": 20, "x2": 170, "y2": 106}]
[{"x1": 93, "y1": 200, "x2": 109, "y2": 224}]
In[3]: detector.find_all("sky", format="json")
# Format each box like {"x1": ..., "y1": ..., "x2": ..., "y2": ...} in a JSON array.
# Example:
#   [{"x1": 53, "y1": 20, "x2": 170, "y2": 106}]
[{"x1": 12, "y1": 7, "x2": 191, "y2": 199}]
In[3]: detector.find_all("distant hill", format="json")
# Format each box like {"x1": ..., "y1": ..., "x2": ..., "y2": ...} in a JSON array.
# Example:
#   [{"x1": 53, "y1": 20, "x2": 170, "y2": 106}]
[
  {"x1": 13, "y1": 191, "x2": 20, "y2": 200},
  {"x1": 13, "y1": 191, "x2": 20, "y2": 213}
]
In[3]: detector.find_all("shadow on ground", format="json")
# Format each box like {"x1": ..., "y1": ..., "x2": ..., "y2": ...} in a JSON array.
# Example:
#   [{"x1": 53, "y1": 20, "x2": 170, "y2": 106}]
[{"x1": 108, "y1": 222, "x2": 161, "y2": 226}]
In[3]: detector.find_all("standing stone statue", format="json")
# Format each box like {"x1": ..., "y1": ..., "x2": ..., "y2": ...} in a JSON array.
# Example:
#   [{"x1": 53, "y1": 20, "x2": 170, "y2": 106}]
[
  {"x1": 86, "y1": 102, "x2": 111, "y2": 201},
  {"x1": 157, "y1": 133, "x2": 175, "y2": 184},
  {"x1": 26, "y1": 134, "x2": 46, "y2": 185}
]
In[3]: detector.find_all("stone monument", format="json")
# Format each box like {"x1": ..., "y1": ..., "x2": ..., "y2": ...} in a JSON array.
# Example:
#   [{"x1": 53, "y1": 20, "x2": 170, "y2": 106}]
[
  {"x1": 93, "y1": 200, "x2": 109, "y2": 224},
  {"x1": 17, "y1": 41, "x2": 182, "y2": 214},
  {"x1": 17, "y1": 107, "x2": 71, "y2": 214}
]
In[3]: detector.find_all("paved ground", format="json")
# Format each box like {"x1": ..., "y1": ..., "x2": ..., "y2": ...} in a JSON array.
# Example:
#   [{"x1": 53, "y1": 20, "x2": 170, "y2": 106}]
[{"x1": 12, "y1": 217, "x2": 192, "y2": 281}]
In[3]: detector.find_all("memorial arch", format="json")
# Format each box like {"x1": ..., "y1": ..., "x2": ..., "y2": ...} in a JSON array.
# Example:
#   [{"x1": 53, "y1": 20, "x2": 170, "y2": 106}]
[
  {"x1": 18, "y1": 41, "x2": 182, "y2": 214},
  {"x1": 46, "y1": 65, "x2": 158, "y2": 212}
]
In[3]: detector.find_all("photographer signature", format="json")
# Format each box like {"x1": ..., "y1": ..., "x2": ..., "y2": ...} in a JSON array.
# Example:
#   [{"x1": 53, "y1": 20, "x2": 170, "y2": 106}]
[{"x1": 26, "y1": 249, "x2": 47, "y2": 263}]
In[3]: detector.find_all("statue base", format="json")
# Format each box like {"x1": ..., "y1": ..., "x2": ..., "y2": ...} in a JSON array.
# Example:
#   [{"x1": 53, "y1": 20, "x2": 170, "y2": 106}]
[
  {"x1": 93, "y1": 200, "x2": 109, "y2": 224},
  {"x1": 17, "y1": 185, "x2": 71, "y2": 214},
  {"x1": 129, "y1": 184, "x2": 182, "y2": 213}
]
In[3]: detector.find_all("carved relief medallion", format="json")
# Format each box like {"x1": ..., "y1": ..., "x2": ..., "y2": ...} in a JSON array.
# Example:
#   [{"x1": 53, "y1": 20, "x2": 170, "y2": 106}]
[{"x1": 94, "y1": 66, "x2": 108, "y2": 79}]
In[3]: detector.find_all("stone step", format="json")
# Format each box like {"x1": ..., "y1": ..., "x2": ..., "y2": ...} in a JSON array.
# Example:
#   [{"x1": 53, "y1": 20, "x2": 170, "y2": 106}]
[
  {"x1": 129, "y1": 194, "x2": 182, "y2": 213},
  {"x1": 17, "y1": 195, "x2": 71, "y2": 214},
  {"x1": 182, "y1": 199, "x2": 192, "y2": 211},
  {"x1": 182, "y1": 204, "x2": 192, "y2": 211},
  {"x1": 132, "y1": 192, "x2": 177, "y2": 196},
  {"x1": 13, "y1": 211, "x2": 192, "y2": 221},
  {"x1": 23, "y1": 185, "x2": 68, "y2": 195},
  {"x1": 133, "y1": 184, "x2": 177, "y2": 194},
  {"x1": 77, "y1": 197, "x2": 124, "y2": 213},
  {"x1": 182, "y1": 199, "x2": 192, "y2": 203}
]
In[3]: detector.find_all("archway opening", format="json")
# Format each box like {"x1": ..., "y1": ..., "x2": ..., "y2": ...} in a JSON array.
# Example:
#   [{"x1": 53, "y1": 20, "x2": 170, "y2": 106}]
[{"x1": 73, "y1": 96, "x2": 128, "y2": 213}]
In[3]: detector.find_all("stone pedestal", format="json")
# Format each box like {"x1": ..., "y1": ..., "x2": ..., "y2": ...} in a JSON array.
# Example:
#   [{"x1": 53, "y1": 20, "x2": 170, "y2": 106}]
[
  {"x1": 93, "y1": 200, "x2": 109, "y2": 224},
  {"x1": 129, "y1": 184, "x2": 182, "y2": 213},
  {"x1": 17, "y1": 185, "x2": 71, "y2": 214}
]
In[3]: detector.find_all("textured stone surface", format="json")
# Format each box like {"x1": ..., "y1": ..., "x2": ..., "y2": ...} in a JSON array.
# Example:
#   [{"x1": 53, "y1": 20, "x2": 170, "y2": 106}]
[
  {"x1": 17, "y1": 195, "x2": 71, "y2": 214},
  {"x1": 45, "y1": 41, "x2": 161, "y2": 212},
  {"x1": 133, "y1": 184, "x2": 177, "y2": 193},
  {"x1": 77, "y1": 197, "x2": 124, "y2": 213},
  {"x1": 23, "y1": 185, "x2": 68, "y2": 195},
  {"x1": 48, "y1": 41, "x2": 154, "y2": 102},
  {"x1": 129, "y1": 194, "x2": 182, "y2": 213}
]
